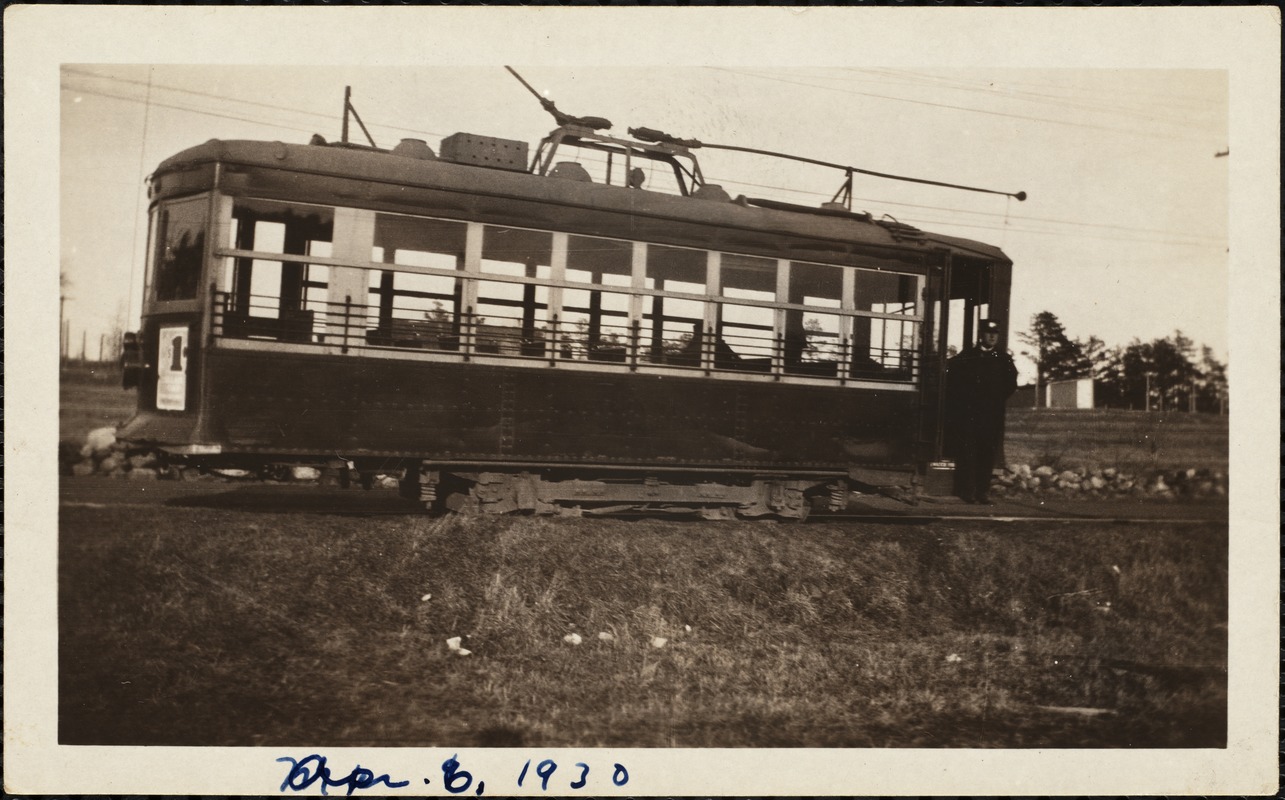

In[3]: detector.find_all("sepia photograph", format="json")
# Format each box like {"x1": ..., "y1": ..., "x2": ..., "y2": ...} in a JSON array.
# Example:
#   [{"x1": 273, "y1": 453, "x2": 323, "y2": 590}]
[{"x1": 6, "y1": 6, "x2": 1279, "y2": 796}]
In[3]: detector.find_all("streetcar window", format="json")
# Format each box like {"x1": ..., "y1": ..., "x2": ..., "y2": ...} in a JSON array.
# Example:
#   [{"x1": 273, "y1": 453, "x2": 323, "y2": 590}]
[
  {"x1": 564, "y1": 235, "x2": 633, "y2": 361},
  {"x1": 644, "y1": 244, "x2": 707, "y2": 365},
  {"x1": 478, "y1": 227, "x2": 554, "y2": 356},
  {"x1": 854, "y1": 269, "x2": 922, "y2": 378},
  {"x1": 716, "y1": 254, "x2": 778, "y2": 371},
  {"x1": 785, "y1": 262, "x2": 844, "y2": 375},
  {"x1": 367, "y1": 214, "x2": 467, "y2": 350},
  {"x1": 857, "y1": 315, "x2": 918, "y2": 377},
  {"x1": 152, "y1": 196, "x2": 206, "y2": 302},
  {"x1": 225, "y1": 199, "x2": 334, "y2": 342}
]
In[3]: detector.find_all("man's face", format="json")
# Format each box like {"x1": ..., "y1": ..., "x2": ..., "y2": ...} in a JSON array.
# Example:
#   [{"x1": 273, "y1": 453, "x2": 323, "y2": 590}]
[{"x1": 980, "y1": 330, "x2": 1000, "y2": 349}]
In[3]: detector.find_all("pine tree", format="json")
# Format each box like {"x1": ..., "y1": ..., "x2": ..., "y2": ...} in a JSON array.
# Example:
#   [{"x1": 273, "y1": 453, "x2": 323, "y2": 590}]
[{"x1": 1017, "y1": 312, "x2": 1088, "y2": 404}]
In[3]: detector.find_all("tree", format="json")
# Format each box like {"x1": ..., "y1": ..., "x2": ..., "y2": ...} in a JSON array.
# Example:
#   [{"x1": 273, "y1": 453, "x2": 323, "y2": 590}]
[
  {"x1": 1096, "y1": 331, "x2": 1208, "y2": 411},
  {"x1": 1017, "y1": 311, "x2": 1088, "y2": 405},
  {"x1": 1194, "y1": 345, "x2": 1229, "y2": 413}
]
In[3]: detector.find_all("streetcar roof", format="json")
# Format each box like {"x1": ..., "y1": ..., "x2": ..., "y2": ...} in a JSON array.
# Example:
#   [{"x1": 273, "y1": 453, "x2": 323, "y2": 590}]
[{"x1": 153, "y1": 138, "x2": 1012, "y2": 266}]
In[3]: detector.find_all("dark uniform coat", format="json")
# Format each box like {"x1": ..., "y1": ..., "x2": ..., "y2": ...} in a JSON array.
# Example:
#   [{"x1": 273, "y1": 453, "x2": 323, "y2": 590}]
[{"x1": 944, "y1": 344, "x2": 1018, "y2": 501}]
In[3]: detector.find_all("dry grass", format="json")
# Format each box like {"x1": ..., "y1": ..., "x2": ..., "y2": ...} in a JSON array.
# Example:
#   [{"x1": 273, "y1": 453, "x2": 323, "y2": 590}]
[
  {"x1": 60, "y1": 507, "x2": 1227, "y2": 748},
  {"x1": 1004, "y1": 408, "x2": 1228, "y2": 474}
]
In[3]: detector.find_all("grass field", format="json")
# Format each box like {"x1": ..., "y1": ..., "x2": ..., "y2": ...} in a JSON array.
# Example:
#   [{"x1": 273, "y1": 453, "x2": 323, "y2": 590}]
[
  {"x1": 60, "y1": 508, "x2": 1227, "y2": 748},
  {"x1": 60, "y1": 364, "x2": 1228, "y2": 474}
]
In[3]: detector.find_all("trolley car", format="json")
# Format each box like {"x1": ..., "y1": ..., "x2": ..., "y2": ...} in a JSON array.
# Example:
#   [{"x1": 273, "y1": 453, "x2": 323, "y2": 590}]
[{"x1": 119, "y1": 85, "x2": 1015, "y2": 518}]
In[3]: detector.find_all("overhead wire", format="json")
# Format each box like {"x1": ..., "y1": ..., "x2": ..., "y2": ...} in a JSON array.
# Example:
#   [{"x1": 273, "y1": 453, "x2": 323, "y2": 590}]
[
  {"x1": 846, "y1": 67, "x2": 1215, "y2": 119},
  {"x1": 65, "y1": 68, "x2": 1225, "y2": 251},
  {"x1": 62, "y1": 70, "x2": 454, "y2": 143},
  {"x1": 707, "y1": 67, "x2": 1214, "y2": 142},
  {"x1": 706, "y1": 174, "x2": 1225, "y2": 244}
]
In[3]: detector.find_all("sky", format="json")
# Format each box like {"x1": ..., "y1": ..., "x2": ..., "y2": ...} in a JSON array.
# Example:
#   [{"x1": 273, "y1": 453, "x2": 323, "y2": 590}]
[{"x1": 59, "y1": 63, "x2": 1228, "y2": 381}]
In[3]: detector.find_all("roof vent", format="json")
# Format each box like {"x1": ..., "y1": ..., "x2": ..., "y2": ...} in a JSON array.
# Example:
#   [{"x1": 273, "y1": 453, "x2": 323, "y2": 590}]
[
  {"x1": 549, "y1": 161, "x2": 592, "y2": 183},
  {"x1": 392, "y1": 138, "x2": 437, "y2": 160},
  {"x1": 691, "y1": 184, "x2": 731, "y2": 202}
]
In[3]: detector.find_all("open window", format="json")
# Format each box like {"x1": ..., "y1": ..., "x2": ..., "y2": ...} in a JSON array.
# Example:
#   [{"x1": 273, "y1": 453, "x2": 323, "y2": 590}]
[
  {"x1": 784, "y1": 261, "x2": 844, "y2": 377},
  {"x1": 715, "y1": 254, "x2": 778, "y2": 373},
  {"x1": 477, "y1": 226, "x2": 554, "y2": 357},
  {"x1": 226, "y1": 199, "x2": 334, "y2": 342},
  {"x1": 564, "y1": 234, "x2": 633, "y2": 362},
  {"x1": 367, "y1": 214, "x2": 467, "y2": 350},
  {"x1": 853, "y1": 269, "x2": 922, "y2": 380},
  {"x1": 643, "y1": 244, "x2": 707, "y2": 366}
]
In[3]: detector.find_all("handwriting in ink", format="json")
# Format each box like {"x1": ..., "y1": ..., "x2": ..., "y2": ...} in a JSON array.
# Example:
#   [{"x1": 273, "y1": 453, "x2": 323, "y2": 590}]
[{"x1": 277, "y1": 754, "x2": 410, "y2": 796}]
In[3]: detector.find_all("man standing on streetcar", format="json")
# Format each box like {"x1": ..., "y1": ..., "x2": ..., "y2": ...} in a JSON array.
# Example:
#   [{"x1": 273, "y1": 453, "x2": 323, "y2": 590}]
[{"x1": 945, "y1": 319, "x2": 1019, "y2": 504}]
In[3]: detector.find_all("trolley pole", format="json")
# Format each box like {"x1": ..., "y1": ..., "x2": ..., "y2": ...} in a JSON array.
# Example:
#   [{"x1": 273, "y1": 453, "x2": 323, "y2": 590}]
[{"x1": 342, "y1": 86, "x2": 351, "y2": 144}]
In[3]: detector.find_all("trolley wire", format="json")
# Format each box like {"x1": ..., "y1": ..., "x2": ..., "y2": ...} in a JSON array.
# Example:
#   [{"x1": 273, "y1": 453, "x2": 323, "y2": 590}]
[
  {"x1": 705, "y1": 175, "x2": 1224, "y2": 249},
  {"x1": 707, "y1": 67, "x2": 1216, "y2": 142},
  {"x1": 64, "y1": 69, "x2": 1226, "y2": 251},
  {"x1": 62, "y1": 70, "x2": 454, "y2": 143},
  {"x1": 845, "y1": 67, "x2": 1216, "y2": 119}
]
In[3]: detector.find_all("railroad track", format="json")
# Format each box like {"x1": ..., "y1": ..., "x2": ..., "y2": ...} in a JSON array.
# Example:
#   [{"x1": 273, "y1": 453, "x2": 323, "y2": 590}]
[{"x1": 59, "y1": 498, "x2": 1227, "y2": 526}]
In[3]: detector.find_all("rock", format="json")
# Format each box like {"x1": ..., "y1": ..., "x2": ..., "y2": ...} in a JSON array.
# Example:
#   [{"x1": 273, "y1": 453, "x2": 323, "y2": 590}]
[
  {"x1": 1034, "y1": 465, "x2": 1056, "y2": 477},
  {"x1": 81, "y1": 427, "x2": 118, "y2": 458},
  {"x1": 1103, "y1": 467, "x2": 1118, "y2": 479},
  {"x1": 128, "y1": 453, "x2": 159, "y2": 470},
  {"x1": 1058, "y1": 470, "x2": 1079, "y2": 484},
  {"x1": 650, "y1": 636, "x2": 668, "y2": 649},
  {"x1": 98, "y1": 454, "x2": 126, "y2": 474},
  {"x1": 1149, "y1": 476, "x2": 1169, "y2": 493},
  {"x1": 127, "y1": 468, "x2": 159, "y2": 480},
  {"x1": 71, "y1": 460, "x2": 96, "y2": 477},
  {"x1": 563, "y1": 633, "x2": 583, "y2": 646},
  {"x1": 213, "y1": 468, "x2": 253, "y2": 479},
  {"x1": 598, "y1": 631, "x2": 616, "y2": 642},
  {"x1": 1089, "y1": 476, "x2": 1106, "y2": 490},
  {"x1": 290, "y1": 466, "x2": 321, "y2": 481},
  {"x1": 376, "y1": 474, "x2": 401, "y2": 489},
  {"x1": 1026, "y1": 476, "x2": 1042, "y2": 489}
]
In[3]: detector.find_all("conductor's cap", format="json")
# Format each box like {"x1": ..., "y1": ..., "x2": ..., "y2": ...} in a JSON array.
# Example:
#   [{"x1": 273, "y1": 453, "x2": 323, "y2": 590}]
[{"x1": 979, "y1": 319, "x2": 1001, "y2": 333}]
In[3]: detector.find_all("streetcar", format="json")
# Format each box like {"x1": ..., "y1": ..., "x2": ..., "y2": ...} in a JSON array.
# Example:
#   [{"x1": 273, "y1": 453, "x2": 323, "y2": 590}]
[{"x1": 118, "y1": 75, "x2": 1018, "y2": 518}]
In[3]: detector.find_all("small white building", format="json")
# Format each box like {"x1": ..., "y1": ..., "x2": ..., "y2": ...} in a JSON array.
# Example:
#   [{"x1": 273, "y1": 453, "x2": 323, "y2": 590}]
[{"x1": 1045, "y1": 377, "x2": 1094, "y2": 409}]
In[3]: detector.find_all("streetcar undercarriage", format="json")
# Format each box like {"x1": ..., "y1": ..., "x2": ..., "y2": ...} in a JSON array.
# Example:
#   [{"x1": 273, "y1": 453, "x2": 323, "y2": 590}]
[{"x1": 399, "y1": 466, "x2": 843, "y2": 520}]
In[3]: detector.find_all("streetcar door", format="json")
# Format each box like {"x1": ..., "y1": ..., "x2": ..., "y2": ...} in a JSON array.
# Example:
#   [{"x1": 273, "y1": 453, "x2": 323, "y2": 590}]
[{"x1": 916, "y1": 255, "x2": 949, "y2": 460}]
